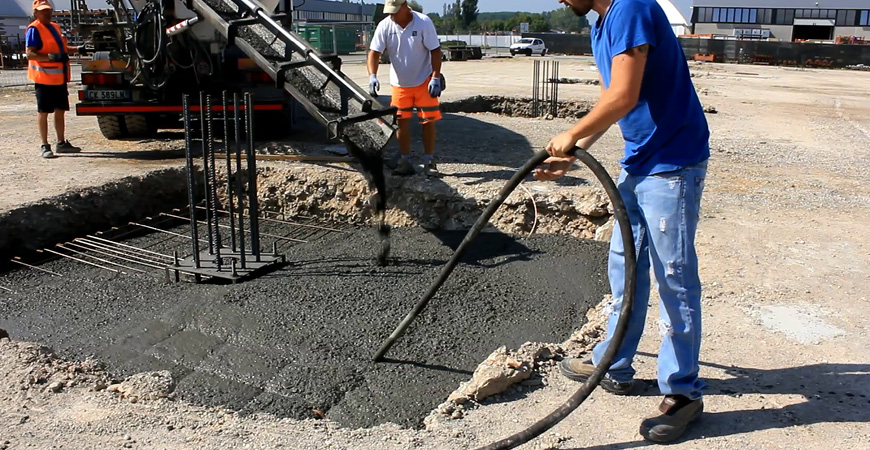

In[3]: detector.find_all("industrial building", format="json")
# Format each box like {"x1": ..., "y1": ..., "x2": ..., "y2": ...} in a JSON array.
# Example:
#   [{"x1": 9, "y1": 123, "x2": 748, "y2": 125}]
[
  {"x1": 691, "y1": 1, "x2": 870, "y2": 42},
  {"x1": 290, "y1": 0, "x2": 377, "y2": 24},
  {"x1": 0, "y1": 1, "x2": 111, "y2": 48},
  {"x1": 0, "y1": 0, "x2": 383, "y2": 52}
]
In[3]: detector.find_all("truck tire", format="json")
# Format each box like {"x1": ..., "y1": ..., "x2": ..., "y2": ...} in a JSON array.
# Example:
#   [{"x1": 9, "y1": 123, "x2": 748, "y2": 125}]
[
  {"x1": 97, "y1": 115, "x2": 125, "y2": 140},
  {"x1": 124, "y1": 115, "x2": 156, "y2": 137},
  {"x1": 96, "y1": 115, "x2": 157, "y2": 140}
]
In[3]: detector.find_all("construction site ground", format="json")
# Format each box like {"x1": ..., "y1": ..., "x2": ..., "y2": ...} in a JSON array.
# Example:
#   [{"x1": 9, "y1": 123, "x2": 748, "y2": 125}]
[{"x1": 1, "y1": 57, "x2": 869, "y2": 449}]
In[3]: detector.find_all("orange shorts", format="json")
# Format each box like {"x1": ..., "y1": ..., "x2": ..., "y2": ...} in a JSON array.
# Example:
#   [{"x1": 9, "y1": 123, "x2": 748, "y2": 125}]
[{"x1": 391, "y1": 78, "x2": 442, "y2": 124}]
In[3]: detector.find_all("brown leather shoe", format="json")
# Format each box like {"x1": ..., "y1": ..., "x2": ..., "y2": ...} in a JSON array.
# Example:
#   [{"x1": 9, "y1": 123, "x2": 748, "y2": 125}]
[
  {"x1": 559, "y1": 358, "x2": 634, "y2": 395},
  {"x1": 639, "y1": 395, "x2": 703, "y2": 443}
]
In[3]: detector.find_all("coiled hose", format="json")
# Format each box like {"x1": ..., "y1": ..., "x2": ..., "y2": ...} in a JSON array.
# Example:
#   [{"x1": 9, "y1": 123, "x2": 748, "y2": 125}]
[
  {"x1": 133, "y1": 0, "x2": 169, "y2": 90},
  {"x1": 373, "y1": 147, "x2": 638, "y2": 450}
]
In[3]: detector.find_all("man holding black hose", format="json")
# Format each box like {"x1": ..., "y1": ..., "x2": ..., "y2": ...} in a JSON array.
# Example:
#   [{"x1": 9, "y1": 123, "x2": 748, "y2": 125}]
[
  {"x1": 536, "y1": 0, "x2": 710, "y2": 443},
  {"x1": 26, "y1": 0, "x2": 83, "y2": 159}
]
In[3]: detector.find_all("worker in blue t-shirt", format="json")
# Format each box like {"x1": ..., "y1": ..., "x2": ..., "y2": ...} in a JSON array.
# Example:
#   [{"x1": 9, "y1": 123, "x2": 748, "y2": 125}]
[{"x1": 536, "y1": 0, "x2": 710, "y2": 443}]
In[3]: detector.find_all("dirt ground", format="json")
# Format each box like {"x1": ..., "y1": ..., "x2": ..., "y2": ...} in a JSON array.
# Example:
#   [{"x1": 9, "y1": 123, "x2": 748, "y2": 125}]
[{"x1": 1, "y1": 57, "x2": 869, "y2": 449}]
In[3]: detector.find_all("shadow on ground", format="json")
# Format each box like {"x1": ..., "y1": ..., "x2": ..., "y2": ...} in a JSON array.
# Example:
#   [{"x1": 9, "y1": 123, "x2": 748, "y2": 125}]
[{"x1": 563, "y1": 354, "x2": 869, "y2": 449}]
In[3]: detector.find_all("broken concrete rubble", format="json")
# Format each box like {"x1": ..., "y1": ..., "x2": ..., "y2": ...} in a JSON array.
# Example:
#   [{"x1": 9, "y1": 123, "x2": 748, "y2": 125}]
[
  {"x1": 255, "y1": 164, "x2": 613, "y2": 241},
  {"x1": 108, "y1": 371, "x2": 176, "y2": 403}
]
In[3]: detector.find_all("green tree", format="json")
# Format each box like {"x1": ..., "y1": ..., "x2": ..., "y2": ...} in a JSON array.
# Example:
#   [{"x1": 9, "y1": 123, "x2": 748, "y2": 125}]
[
  {"x1": 549, "y1": 6, "x2": 589, "y2": 32},
  {"x1": 408, "y1": 1, "x2": 423, "y2": 13},
  {"x1": 460, "y1": 0, "x2": 479, "y2": 28}
]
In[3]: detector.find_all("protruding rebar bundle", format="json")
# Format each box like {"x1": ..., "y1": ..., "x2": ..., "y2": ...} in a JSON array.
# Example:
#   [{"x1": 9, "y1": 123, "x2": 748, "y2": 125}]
[
  {"x1": 234, "y1": 92, "x2": 247, "y2": 269},
  {"x1": 223, "y1": 91, "x2": 237, "y2": 251},
  {"x1": 205, "y1": 94, "x2": 223, "y2": 270},
  {"x1": 182, "y1": 94, "x2": 201, "y2": 268},
  {"x1": 200, "y1": 92, "x2": 215, "y2": 255},
  {"x1": 244, "y1": 92, "x2": 261, "y2": 261}
]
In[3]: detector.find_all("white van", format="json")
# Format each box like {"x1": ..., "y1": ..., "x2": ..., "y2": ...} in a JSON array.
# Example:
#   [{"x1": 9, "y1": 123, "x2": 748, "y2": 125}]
[{"x1": 510, "y1": 38, "x2": 548, "y2": 57}]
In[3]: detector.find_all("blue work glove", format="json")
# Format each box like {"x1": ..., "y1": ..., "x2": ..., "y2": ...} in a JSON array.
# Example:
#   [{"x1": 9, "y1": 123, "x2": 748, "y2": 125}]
[
  {"x1": 428, "y1": 76, "x2": 442, "y2": 98},
  {"x1": 48, "y1": 53, "x2": 68, "y2": 63},
  {"x1": 369, "y1": 74, "x2": 380, "y2": 97}
]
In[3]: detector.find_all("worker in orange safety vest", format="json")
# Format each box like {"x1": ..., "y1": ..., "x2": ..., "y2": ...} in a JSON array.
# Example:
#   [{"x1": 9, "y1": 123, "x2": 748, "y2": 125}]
[{"x1": 26, "y1": 0, "x2": 83, "y2": 159}]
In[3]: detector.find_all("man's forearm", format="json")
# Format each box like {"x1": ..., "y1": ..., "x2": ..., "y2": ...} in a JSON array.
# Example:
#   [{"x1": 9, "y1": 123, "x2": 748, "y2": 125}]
[
  {"x1": 431, "y1": 48, "x2": 442, "y2": 77},
  {"x1": 26, "y1": 49, "x2": 49, "y2": 62},
  {"x1": 367, "y1": 50, "x2": 380, "y2": 75},
  {"x1": 578, "y1": 128, "x2": 609, "y2": 150}
]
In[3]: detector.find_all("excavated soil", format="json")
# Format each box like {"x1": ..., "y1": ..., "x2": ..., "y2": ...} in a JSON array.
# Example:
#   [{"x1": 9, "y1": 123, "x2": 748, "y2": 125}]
[{"x1": 442, "y1": 96, "x2": 594, "y2": 119}]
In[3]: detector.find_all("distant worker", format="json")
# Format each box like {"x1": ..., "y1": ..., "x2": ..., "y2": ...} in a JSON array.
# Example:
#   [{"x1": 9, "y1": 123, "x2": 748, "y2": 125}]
[
  {"x1": 367, "y1": 0, "x2": 444, "y2": 177},
  {"x1": 537, "y1": 0, "x2": 710, "y2": 443},
  {"x1": 26, "y1": 0, "x2": 83, "y2": 159}
]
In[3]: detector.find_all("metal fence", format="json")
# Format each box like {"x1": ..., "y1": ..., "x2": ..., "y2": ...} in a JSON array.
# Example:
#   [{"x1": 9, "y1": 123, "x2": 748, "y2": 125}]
[
  {"x1": 521, "y1": 32, "x2": 870, "y2": 67},
  {"x1": 438, "y1": 34, "x2": 523, "y2": 54},
  {"x1": 0, "y1": 64, "x2": 83, "y2": 88},
  {"x1": 680, "y1": 38, "x2": 870, "y2": 68}
]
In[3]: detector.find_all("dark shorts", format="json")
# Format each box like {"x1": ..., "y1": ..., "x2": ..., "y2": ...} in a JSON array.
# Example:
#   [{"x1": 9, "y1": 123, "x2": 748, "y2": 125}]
[{"x1": 34, "y1": 83, "x2": 70, "y2": 113}]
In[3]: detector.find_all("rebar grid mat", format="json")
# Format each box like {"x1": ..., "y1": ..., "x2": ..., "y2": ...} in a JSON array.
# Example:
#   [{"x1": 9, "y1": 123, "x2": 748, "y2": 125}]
[
  {"x1": 10, "y1": 209, "x2": 351, "y2": 282},
  {"x1": 532, "y1": 60, "x2": 561, "y2": 118}
]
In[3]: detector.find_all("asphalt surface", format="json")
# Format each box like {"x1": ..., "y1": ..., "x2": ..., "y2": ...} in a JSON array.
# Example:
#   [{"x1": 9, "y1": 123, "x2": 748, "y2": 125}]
[{"x1": 0, "y1": 224, "x2": 608, "y2": 428}]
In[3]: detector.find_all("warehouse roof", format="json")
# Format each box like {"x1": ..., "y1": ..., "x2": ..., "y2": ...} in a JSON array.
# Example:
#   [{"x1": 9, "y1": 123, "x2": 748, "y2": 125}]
[{"x1": 693, "y1": 0, "x2": 868, "y2": 8}]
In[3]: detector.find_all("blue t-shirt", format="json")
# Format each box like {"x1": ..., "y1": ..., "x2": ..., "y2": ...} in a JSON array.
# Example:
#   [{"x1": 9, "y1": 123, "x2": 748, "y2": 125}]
[
  {"x1": 591, "y1": 0, "x2": 709, "y2": 175},
  {"x1": 26, "y1": 23, "x2": 66, "y2": 53}
]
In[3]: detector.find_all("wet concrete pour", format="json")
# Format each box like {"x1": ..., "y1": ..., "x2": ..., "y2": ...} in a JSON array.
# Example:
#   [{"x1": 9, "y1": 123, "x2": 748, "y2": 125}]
[{"x1": 0, "y1": 227, "x2": 607, "y2": 428}]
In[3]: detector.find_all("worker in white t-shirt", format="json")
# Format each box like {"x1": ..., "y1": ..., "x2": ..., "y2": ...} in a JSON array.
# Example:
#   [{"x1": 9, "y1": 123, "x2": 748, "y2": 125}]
[{"x1": 368, "y1": 0, "x2": 444, "y2": 177}]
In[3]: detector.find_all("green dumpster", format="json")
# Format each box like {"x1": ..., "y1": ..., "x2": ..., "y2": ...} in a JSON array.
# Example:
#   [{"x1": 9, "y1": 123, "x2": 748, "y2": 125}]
[{"x1": 297, "y1": 25, "x2": 358, "y2": 55}]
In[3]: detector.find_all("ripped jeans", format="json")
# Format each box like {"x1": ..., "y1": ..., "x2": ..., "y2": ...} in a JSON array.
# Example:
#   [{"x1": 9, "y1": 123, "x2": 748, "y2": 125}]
[{"x1": 592, "y1": 160, "x2": 708, "y2": 400}]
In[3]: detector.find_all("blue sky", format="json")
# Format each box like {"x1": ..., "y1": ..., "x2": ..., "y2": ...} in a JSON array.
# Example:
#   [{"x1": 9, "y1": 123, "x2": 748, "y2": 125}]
[{"x1": 412, "y1": 0, "x2": 693, "y2": 19}]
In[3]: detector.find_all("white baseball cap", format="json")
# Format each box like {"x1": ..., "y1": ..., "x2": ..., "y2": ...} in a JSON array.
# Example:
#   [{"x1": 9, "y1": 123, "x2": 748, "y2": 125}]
[{"x1": 383, "y1": 0, "x2": 407, "y2": 14}]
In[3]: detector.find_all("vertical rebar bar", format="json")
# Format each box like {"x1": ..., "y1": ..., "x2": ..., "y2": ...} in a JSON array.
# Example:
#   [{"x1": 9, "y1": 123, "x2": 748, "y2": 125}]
[
  {"x1": 200, "y1": 92, "x2": 214, "y2": 256},
  {"x1": 206, "y1": 94, "x2": 222, "y2": 270},
  {"x1": 544, "y1": 61, "x2": 550, "y2": 117},
  {"x1": 234, "y1": 93, "x2": 247, "y2": 269},
  {"x1": 556, "y1": 62, "x2": 561, "y2": 117},
  {"x1": 550, "y1": 61, "x2": 556, "y2": 117},
  {"x1": 182, "y1": 94, "x2": 200, "y2": 268},
  {"x1": 532, "y1": 60, "x2": 538, "y2": 117},
  {"x1": 552, "y1": 62, "x2": 559, "y2": 117},
  {"x1": 536, "y1": 60, "x2": 541, "y2": 116},
  {"x1": 535, "y1": 61, "x2": 541, "y2": 117},
  {"x1": 541, "y1": 60, "x2": 546, "y2": 117},
  {"x1": 244, "y1": 93, "x2": 261, "y2": 261},
  {"x1": 223, "y1": 91, "x2": 237, "y2": 252}
]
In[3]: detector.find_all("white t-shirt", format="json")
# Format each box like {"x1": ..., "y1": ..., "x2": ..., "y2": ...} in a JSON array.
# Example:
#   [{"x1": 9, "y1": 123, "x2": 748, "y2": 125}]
[{"x1": 370, "y1": 11, "x2": 440, "y2": 88}]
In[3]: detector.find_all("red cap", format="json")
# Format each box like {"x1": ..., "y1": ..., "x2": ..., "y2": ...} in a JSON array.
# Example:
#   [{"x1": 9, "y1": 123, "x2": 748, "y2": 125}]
[{"x1": 33, "y1": 0, "x2": 53, "y2": 11}]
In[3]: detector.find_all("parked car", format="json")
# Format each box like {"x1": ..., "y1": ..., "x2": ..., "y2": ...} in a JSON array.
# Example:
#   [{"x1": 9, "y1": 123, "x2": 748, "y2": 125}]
[{"x1": 510, "y1": 38, "x2": 548, "y2": 57}]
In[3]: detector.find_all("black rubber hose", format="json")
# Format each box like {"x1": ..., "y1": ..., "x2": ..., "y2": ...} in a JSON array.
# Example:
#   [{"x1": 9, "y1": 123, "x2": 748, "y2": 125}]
[
  {"x1": 373, "y1": 148, "x2": 547, "y2": 361},
  {"x1": 373, "y1": 147, "x2": 636, "y2": 367},
  {"x1": 371, "y1": 147, "x2": 637, "y2": 449},
  {"x1": 475, "y1": 149, "x2": 638, "y2": 450}
]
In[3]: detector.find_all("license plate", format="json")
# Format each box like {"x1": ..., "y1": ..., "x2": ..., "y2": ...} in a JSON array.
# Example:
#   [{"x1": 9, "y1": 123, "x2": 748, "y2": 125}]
[{"x1": 85, "y1": 90, "x2": 130, "y2": 101}]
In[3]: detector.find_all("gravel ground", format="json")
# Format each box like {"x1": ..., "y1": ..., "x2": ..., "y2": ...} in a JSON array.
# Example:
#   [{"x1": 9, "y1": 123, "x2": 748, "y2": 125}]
[{"x1": 1, "y1": 59, "x2": 869, "y2": 449}]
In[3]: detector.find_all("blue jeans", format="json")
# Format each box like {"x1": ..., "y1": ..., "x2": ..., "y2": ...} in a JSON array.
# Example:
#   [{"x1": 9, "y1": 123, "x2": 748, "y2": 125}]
[{"x1": 592, "y1": 161, "x2": 708, "y2": 400}]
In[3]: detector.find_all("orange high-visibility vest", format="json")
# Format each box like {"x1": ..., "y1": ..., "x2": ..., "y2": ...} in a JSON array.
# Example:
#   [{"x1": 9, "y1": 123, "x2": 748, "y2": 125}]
[{"x1": 26, "y1": 20, "x2": 70, "y2": 85}]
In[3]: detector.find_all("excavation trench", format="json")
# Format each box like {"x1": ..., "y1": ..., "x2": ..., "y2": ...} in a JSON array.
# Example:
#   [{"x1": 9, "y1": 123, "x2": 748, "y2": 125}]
[{"x1": 0, "y1": 108, "x2": 611, "y2": 429}]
